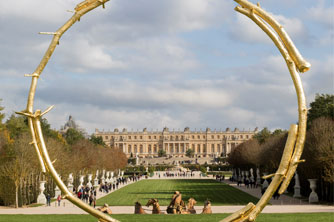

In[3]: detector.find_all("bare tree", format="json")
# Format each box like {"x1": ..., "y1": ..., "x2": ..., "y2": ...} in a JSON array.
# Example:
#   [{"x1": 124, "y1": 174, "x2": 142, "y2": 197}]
[
  {"x1": 302, "y1": 117, "x2": 334, "y2": 182},
  {"x1": 0, "y1": 133, "x2": 38, "y2": 208}
]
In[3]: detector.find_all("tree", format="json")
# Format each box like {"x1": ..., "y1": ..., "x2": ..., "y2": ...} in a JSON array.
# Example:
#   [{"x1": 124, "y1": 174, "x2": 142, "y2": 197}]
[
  {"x1": 302, "y1": 117, "x2": 334, "y2": 183},
  {"x1": 158, "y1": 149, "x2": 166, "y2": 157},
  {"x1": 90, "y1": 135, "x2": 105, "y2": 146},
  {"x1": 258, "y1": 132, "x2": 287, "y2": 172},
  {"x1": 185, "y1": 148, "x2": 195, "y2": 158},
  {"x1": 253, "y1": 127, "x2": 271, "y2": 144},
  {"x1": 64, "y1": 128, "x2": 85, "y2": 145},
  {"x1": 41, "y1": 118, "x2": 61, "y2": 140},
  {"x1": 5, "y1": 115, "x2": 29, "y2": 139},
  {"x1": 0, "y1": 133, "x2": 38, "y2": 208},
  {"x1": 308, "y1": 94, "x2": 334, "y2": 128},
  {"x1": 0, "y1": 99, "x2": 4, "y2": 130}
]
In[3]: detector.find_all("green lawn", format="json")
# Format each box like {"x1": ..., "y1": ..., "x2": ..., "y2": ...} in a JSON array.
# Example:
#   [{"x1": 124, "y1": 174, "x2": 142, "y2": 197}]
[
  {"x1": 0, "y1": 213, "x2": 333, "y2": 222},
  {"x1": 97, "y1": 179, "x2": 259, "y2": 206}
]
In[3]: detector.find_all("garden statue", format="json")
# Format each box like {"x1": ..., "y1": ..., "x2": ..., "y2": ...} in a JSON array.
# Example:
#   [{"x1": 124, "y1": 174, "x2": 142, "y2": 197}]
[
  {"x1": 78, "y1": 175, "x2": 84, "y2": 191},
  {"x1": 54, "y1": 175, "x2": 62, "y2": 198},
  {"x1": 86, "y1": 174, "x2": 93, "y2": 189},
  {"x1": 293, "y1": 172, "x2": 301, "y2": 198},
  {"x1": 256, "y1": 168, "x2": 261, "y2": 187},
  {"x1": 101, "y1": 170, "x2": 106, "y2": 184},
  {"x1": 67, "y1": 173, "x2": 73, "y2": 192},
  {"x1": 16, "y1": 0, "x2": 309, "y2": 221},
  {"x1": 308, "y1": 179, "x2": 319, "y2": 203},
  {"x1": 37, "y1": 181, "x2": 47, "y2": 204}
]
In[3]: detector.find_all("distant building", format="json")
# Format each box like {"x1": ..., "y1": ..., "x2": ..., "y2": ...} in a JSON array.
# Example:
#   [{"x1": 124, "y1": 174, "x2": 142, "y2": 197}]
[
  {"x1": 95, "y1": 127, "x2": 258, "y2": 158},
  {"x1": 60, "y1": 115, "x2": 87, "y2": 137}
]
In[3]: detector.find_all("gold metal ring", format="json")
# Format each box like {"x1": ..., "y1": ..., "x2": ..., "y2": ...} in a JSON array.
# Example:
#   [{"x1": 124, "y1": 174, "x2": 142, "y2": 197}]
[{"x1": 17, "y1": 1, "x2": 309, "y2": 222}]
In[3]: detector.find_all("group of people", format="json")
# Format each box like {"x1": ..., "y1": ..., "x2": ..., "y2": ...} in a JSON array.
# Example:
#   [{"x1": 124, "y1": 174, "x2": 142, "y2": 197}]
[
  {"x1": 166, "y1": 191, "x2": 212, "y2": 214},
  {"x1": 158, "y1": 171, "x2": 197, "y2": 178},
  {"x1": 215, "y1": 175, "x2": 225, "y2": 182},
  {"x1": 230, "y1": 175, "x2": 257, "y2": 188},
  {"x1": 74, "y1": 186, "x2": 97, "y2": 207}
]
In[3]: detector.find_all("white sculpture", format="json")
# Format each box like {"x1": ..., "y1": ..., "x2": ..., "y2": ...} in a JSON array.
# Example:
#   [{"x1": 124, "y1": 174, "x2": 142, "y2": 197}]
[
  {"x1": 262, "y1": 173, "x2": 269, "y2": 190},
  {"x1": 293, "y1": 172, "x2": 301, "y2": 198},
  {"x1": 87, "y1": 174, "x2": 93, "y2": 189},
  {"x1": 54, "y1": 175, "x2": 62, "y2": 198},
  {"x1": 101, "y1": 170, "x2": 106, "y2": 184},
  {"x1": 308, "y1": 179, "x2": 319, "y2": 203},
  {"x1": 37, "y1": 181, "x2": 47, "y2": 204},
  {"x1": 106, "y1": 171, "x2": 110, "y2": 183},
  {"x1": 250, "y1": 168, "x2": 254, "y2": 183},
  {"x1": 67, "y1": 173, "x2": 74, "y2": 192},
  {"x1": 78, "y1": 175, "x2": 84, "y2": 191},
  {"x1": 256, "y1": 168, "x2": 261, "y2": 186},
  {"x1": 135, "y1": 153, "x2": 139, "y2": 165},
  {"x1": 93, "y1": 172, "x2": 99, "y2": 189}
]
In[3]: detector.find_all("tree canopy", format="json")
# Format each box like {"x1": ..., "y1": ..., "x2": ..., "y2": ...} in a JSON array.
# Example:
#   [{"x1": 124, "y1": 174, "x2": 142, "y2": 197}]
[{"x1": 308, "y1": 94, "x2": 334, "y2": 128}]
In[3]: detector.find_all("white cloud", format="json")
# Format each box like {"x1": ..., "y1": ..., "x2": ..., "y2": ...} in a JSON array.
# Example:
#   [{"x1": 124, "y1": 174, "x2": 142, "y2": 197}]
[
  {"x1": 0, "y1": 0, "x2": 76, "y2": 23},
  {"x1": 230, "y1": 12, "x2": 308, "y2": 44},
  {"x1": 56, "y1": 38, "x2": 125, "y2": 72},
  {"x1": 307, "y1": 1, "x2": 334, "y2": 28}
]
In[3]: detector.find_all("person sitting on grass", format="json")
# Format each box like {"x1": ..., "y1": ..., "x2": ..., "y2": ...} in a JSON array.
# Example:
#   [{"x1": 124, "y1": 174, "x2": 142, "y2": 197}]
[{"x1": 98, "y1": 203, "x2": 112, "y2": 214}]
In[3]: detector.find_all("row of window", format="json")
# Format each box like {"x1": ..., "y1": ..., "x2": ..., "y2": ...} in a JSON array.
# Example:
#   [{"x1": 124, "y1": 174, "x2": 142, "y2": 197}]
[
  {"x1": 125, "y1": 143, "x2": 227, "y2": 154},
  {"x1": 103, "y1": 134, "x2": 250, "y2": 141}
]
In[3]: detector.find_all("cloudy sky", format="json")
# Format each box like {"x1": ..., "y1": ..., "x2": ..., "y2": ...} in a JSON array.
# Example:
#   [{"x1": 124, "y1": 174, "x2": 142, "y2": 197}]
[{"x1": 0, "y1": 0, "x2": 333, "y2": 134}]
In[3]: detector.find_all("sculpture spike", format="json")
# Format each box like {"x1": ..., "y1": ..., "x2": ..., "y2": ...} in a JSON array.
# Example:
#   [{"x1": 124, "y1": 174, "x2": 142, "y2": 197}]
[{"x1": 39, "y1": 32, "x2": 60, "y2": 35}]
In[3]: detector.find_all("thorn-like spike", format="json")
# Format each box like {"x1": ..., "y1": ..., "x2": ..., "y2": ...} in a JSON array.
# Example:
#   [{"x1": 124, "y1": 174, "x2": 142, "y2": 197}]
[
  {"x1": 24, "y1": 73, "x2": 39, "y2": 78},
  {"x1": 52, "y1": 159, "x2": 57, "y2": 164},
  {"x1": 39, "y1": 32, "x2": 60, "y2": 35},
  {"x1": 41, "y1": 105, "x2": 55, "y2": 117},
  {"x1": 295, "y1": 159, "x2": 306, "y2": 165},
  {"x1": 257, "y1": 2, "x2": 261, "y2": 7},
  {"x1": 15, "y1": 110, "x2": 33, "y2": 118},
  {"x1": 262, "y1": 173, "x2": 275, "y2": 180},
  {"x1": 66, "y1": 10, "x2": 74, "y2": 13}
]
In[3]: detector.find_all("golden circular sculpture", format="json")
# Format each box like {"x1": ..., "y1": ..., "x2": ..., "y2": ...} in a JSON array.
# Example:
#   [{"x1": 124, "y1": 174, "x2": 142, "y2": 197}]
[{"x1": 17, "y1": 0, "x2": 310, "y2": 222}]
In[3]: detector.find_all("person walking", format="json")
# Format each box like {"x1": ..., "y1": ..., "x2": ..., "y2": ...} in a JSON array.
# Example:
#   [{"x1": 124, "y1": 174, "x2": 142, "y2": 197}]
[
  {"x1": 46, "y1": 193, "x2": 51, "y2": 206},
  {"x1": 57, "y1": 195, "x2": 61, "y2": 207},
  {"x1": 93, "y1": 194, "x2": 97, "y2": 208},
  {"x1": 89, "y1": 193, "x2": 93, "y2": 206}
]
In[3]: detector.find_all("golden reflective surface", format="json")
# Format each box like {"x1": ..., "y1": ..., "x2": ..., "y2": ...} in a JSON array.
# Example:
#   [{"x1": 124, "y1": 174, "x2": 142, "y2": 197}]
[{"x1": 16, "y1": 1, "x2": 308, "y2": 221}]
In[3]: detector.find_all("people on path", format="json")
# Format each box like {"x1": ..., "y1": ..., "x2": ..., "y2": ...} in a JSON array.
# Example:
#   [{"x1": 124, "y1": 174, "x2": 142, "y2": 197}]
[
  {"x1": 46, "y1": 193, "x2": 51, "y2": 206},
  {"x1": 57, "y1": 195, "x2": 61, "y2": 207}
]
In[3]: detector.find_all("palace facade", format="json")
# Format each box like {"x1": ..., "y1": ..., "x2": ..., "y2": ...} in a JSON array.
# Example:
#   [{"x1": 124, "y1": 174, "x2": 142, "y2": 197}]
[{"x1": 95, "y1": 127, "x2": 258, "y2": 158}]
